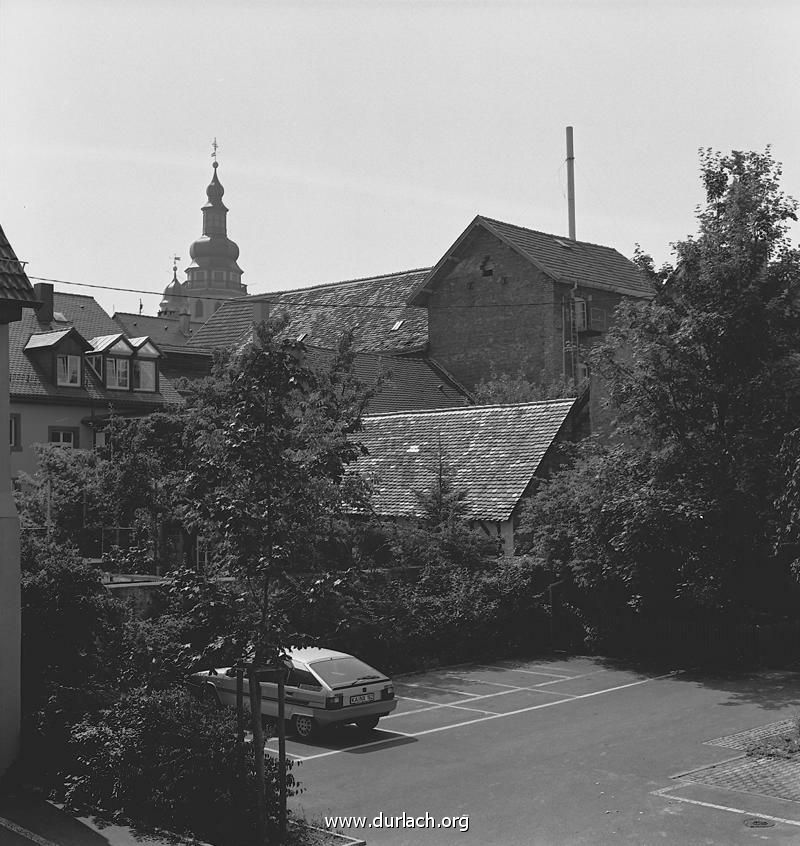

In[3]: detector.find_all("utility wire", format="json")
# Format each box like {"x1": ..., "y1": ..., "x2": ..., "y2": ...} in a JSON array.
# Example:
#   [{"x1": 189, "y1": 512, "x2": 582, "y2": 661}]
[{"x1": 24, "y1": 272, "x2": 560, "y2": 311}]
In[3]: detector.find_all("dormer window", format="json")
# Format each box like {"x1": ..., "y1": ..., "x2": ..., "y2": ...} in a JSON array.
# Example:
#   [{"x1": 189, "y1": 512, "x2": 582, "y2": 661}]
[
  {"x1": 128, "y1": 337, "x2": 161, "y2": 393},
  {"x1": 107, "y1": 358, "x2": 130, "y2": 389},
  {"x1": 133, "y1": 360, "x2": 156, "y2": 391},
  {"x1": 56, "y1": 354, "x2": 81, "y2": 386}
]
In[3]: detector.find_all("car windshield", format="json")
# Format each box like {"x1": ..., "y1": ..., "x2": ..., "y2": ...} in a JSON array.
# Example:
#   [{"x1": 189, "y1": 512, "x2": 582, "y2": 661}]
[{"x1": 310, "y1": 657, "x2": 387, "y2": 689}]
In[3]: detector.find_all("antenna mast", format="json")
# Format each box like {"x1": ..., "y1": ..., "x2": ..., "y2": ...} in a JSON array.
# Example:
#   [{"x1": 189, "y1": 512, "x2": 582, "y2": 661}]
[{"x1": 566, "y1": 126, "x2": 576, "y2": 240}]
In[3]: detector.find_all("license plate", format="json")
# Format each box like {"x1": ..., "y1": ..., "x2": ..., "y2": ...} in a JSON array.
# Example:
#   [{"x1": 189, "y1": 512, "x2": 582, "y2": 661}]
[{"x1": 350, "y1": 693, "x2": 375, "y2": 705}]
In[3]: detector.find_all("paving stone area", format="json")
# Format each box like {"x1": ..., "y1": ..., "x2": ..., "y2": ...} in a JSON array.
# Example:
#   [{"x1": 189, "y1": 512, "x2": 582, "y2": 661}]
[
  {"x1": 705, "y1": 719, "x2": 796, "y2": 750},
  {"x1": 683, "y1": 756, "x2": 800, "y2": 803}
]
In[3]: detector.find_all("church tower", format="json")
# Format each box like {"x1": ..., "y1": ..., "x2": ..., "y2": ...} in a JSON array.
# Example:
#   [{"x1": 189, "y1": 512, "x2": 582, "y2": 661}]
[{"x1": 160, "y1": 148, "x2": 247, "y2": 322}]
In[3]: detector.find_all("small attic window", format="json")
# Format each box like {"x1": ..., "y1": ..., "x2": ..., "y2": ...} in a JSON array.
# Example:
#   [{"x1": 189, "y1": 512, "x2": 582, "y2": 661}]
[
  {"x1": 553, "y1": 238, "x2": 572, "y2": 249},
  {"x1": 480, "y1": 256, "x2": 494, "y2": 277},
  {"x1": 391, "y1": 320, "x2": 404, "y2": 331},
  {"x1": 296, "y1": 333, "x2": 307, "y2": 342},
  {"x1": 407, "y1": 445, "x2": 420, "y2": 453}
]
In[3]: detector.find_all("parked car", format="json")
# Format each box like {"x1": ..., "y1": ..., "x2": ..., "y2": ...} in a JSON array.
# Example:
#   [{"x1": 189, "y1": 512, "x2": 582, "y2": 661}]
[{"x1": 189, "y1": 647, "x2": 397, "y2": 739}]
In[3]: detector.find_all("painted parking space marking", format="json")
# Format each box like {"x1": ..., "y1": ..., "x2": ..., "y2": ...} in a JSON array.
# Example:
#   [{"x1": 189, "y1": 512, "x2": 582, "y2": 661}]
[
  {"x1": 477, "y1": 663, "x2": 574, "y2": 679},
  {"x1": 389, "y1": 686, "x2": 526, "y2": 718},
  {"x1": 405, "y1": 672, "x2": 676, "y2": 738},
  {"x1": 533, "y1": 669, "x2": 609, "y2": 687},
  {"x1": 397, "y1": 681, "x2": 482, "y2": 697},
  {"x1": 428, "y1": 672, "x2": 582, "y2": 698},
  {"x1": 652, "y1": 785, "x2": 800, "y2": 828},
  {"x1": 277, "y1": 670, "x2": 676, "y2": 762}
]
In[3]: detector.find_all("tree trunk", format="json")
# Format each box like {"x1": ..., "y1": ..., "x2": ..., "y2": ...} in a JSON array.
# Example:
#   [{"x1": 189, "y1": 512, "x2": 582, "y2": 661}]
[{"x1": 248, "y1": 668, "x2": 267, "y2": 844}]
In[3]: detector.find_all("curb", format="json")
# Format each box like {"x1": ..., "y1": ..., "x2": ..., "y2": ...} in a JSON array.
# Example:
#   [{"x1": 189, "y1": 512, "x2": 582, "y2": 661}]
[{"x1": 294, "y1": 820, "x2": 367, "y2": 845}]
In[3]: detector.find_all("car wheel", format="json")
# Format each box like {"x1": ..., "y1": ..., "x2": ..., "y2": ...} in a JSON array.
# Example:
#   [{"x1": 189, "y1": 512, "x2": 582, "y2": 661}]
[
  {"x1": 203, "y1": 684, "x2": 221, "y2": 708},
  {"x1": 293, "y1": 714, "x2": 316, "y2": 740},
  {"x1": 355, "y1": 716, "x2": 380, "y2": 731}
]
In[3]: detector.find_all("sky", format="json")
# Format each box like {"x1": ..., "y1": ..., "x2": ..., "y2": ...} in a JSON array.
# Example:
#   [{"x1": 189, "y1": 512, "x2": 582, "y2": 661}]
[{"x1": 1, "y1": 0, "x2": 799, "y2": 319}]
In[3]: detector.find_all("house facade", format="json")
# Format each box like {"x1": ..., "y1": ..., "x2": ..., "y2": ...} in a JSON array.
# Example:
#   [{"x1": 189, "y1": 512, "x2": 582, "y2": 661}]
[
  {"x1": 0, "y1": 223, "x2": 39, "y2": 777},
  {"x1": 10, "y1": 284, "x2": 182, "y2": 477}
]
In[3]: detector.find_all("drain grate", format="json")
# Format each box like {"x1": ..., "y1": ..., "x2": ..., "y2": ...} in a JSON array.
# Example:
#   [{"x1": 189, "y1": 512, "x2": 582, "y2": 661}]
[{"x1": 743, "y1": 817, "x2": 775, "y2": 828}]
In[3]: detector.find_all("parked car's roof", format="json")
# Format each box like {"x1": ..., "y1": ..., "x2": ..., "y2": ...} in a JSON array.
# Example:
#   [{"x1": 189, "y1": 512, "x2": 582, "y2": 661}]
[{"x1": 288, "y1": 647, "x2": 354, "y2": 664}]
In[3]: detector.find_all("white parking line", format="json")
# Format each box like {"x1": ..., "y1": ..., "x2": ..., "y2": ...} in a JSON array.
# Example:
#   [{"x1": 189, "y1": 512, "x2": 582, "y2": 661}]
[
  {"x1": 533, "y1": 669, "x2": 610, "y2": 687},
  {"x1": 398, "y1": 682, "x2": 481, "y2": 697},
  {"x1": 288, "y1": 671, "x2": 675, "y2": 762},
  {"x1": 408, "y1": 673, "x2": 676, "y2": 739},
  {"x1": 396, "y1": 694, "x2": 445, "y2": 705},
  {"x1": 390, "y1": 683, "x2": 577, "y2": 719},
  {"x1": 651, "y1": 786, "x2": 800, "y2": 827},
  {"x1": 477, "y1": 664, "x2": 574, "y2": 679}
]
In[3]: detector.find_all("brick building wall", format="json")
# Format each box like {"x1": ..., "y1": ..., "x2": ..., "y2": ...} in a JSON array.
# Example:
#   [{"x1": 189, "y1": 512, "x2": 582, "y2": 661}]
[
  {"x1": 425, "y1": 228, "x2": 633, "y2": 406},
  {"x1": 425, "y1": 229, "x2": 559, "y2": 389}
]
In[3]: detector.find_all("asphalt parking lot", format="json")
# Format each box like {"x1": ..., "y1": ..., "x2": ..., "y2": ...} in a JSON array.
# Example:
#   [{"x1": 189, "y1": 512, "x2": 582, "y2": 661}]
[{"x1": 284, "y1": 656, "x2": 800, "y2": 845}]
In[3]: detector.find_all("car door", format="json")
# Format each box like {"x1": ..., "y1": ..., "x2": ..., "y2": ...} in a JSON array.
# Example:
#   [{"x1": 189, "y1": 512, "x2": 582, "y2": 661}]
[{"x1": 284, "y1": 663, "x2": 325, "y2": 716}]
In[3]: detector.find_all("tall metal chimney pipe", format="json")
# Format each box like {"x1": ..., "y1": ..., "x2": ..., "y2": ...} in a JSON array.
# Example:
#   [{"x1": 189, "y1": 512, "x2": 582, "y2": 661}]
[{"x1": 566, "y1": 126, "x2": 576, "y2": 240}]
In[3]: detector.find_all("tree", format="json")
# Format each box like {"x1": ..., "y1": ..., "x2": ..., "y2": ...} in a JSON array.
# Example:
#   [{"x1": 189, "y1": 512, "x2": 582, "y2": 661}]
[
  {"x1": 474, "y1": 365, "x2": 576, "y2": 405},
  {"x1": 181, "y1": 319, "x2": 372, "y2": 841},
  {"x1": 99, "y1": 411, "x2": 193, "y2": 570},
  {"x1": 15, "y1": 444, "x2": 109, "y2": 556},
  {"x1": 520, "y1": 148, "x2": 800, "y2": 631}
]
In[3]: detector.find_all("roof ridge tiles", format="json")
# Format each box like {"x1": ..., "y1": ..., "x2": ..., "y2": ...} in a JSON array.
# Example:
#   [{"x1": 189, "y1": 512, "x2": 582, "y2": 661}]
[
  {"x1": 365, "y1": 397, "x2": 577, "y2": 421},
  {"x1": 477, "y1": 215, "x2": 629, "y2": 254},
  {"x1": 246, "y1": 267, "x2": 432, "y2": 300}
]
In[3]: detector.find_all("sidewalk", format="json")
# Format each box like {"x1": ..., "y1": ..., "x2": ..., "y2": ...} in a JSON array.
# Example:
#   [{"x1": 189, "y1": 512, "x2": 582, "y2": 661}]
[{"x1": 0, "y1": 791, "x2": 175, "y2": 846}]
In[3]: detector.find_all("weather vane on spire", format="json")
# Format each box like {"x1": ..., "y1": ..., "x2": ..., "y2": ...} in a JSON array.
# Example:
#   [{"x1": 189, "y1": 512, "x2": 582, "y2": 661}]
[{"x1": 211, "y1": 137, "x2": 219, "y2": 164}]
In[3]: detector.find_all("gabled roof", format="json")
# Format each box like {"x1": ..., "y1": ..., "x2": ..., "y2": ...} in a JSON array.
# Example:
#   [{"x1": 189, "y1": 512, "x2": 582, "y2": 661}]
[
  {"x1": 0, "y1": 224, "x2": 38, "y2": 306},
  {"x1": 88, "y1": 333, "x2": 133, "y2": 354},
  {"x1": 356, "y1": 398, "x2": 577, "y2": 523},
  {"x1": 10, "y1": 292, "x2": 182, "y2": 406},
  {"x1": 186, "y1": 268, "x2": 430, "y2": 354},
  {"x1": 113, "y1": 313, "x2": 193, "y2": 353},
  {"x1": 302, "y1": 347, "x2": 470, "y2": 414},
  {"x1": 409, "y1": 215, "x2": 654, "y2": 304},
  {"x1": 23, "y1": 328, "x2": 80, "y2": 351}
]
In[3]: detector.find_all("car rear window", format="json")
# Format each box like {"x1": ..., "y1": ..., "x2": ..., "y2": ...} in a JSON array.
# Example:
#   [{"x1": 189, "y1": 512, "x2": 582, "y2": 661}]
[{"x1": 310, "y1": 657, "x2": 387, "y2": 689}]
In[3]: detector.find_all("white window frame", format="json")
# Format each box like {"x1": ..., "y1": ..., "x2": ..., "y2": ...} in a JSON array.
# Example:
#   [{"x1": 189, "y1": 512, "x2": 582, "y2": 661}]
[
  {"x1": 56, "y1": 354, "x2": 81, "y2": 386},
  {"x1": 107, "y1": 357, "x2": 130, "y2": 389},
  {"x1": 49, "y1": 428, "x2": 79, "y2": 448}
]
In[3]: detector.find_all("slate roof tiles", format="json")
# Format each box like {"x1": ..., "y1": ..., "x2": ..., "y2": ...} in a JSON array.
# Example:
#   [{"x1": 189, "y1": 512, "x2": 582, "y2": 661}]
[
  {"x1": 357, "y1": 398, "x2": 576, "y2": 522},
  {"x1": 478, "y1": 216, "x2": 653, "y2": 298},
  {"x1": 187, "y1": 269, "x2": 430, "y2": 353},
  {"x1": 0, "y1": 224, "x2": 38, "y2": 305}
]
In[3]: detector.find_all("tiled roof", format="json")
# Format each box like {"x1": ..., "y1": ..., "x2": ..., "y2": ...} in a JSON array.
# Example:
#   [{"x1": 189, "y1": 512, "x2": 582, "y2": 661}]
[
  {"x1": 0, "y1": 224, "x2": 38, "y2": 305},
  {"x1": 303, "y1": 347, "x2": 469, "y2": 414},
  {"x1": 482, "y1": 217, "x2": 653, "y2": 296},
  {"x1": 10, "y1": 292, "x2": 182, "y2": 407},
  {"x1": 409, "y1": 215, "x2": 654, "y2": 303},
  {"x1": 187, "y1": 269, "x2": 431, "y2": 353},
  {"x1": 113, "y1": 313, "x2": 193, "y2": 349},
  {"x1": 356, "y1": 398, "x2": 576, "y2": 522}
]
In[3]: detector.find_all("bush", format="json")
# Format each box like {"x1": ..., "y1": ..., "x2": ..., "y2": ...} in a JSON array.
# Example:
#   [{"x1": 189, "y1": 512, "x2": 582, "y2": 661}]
[
  {"x1": 19, "y1": 542, "x2": 128, "y2": 788},
  {"x1": 64, "y1": 687, "x2": 295, "y2": 846},
  {"x1": 276, "y1": 557, "x2": 551, "y2": 674}
]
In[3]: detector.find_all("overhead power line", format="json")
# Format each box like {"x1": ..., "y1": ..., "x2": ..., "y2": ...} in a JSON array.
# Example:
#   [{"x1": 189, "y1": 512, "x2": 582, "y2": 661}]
[{"x1": 25, "y1": 273, "x2": 559, "y2": 311}]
